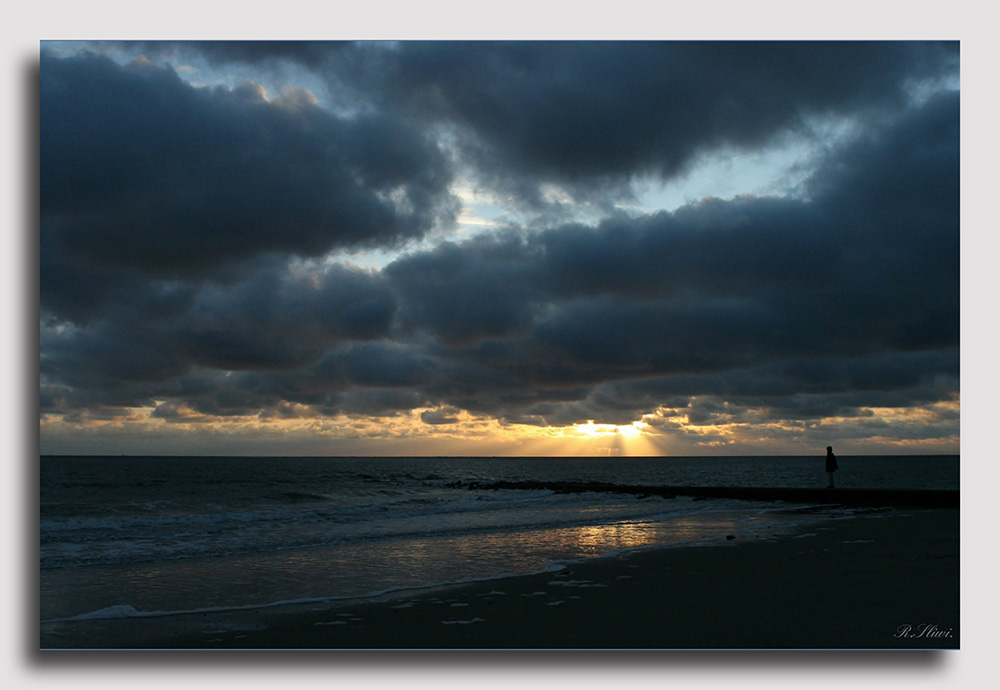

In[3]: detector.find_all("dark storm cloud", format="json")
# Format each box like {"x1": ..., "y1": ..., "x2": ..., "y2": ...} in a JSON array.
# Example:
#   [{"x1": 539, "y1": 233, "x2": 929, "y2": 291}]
[
  {"x1": 495, "y1": 353, "x2": 959, "y2": 430},
  {"x1": 327, "y1": 388, "x2": 431, "y2": 418},
  {"x1": 40, "y1": 240, "x2": 199, "y2": 326},
  {"x1": 40, "y1": 262, "x2": 397, "y2": 415},
  {"x1": 39, "y1": 41, "x2": 960, "y2": 437},
  {"x1": 385, "y1": 231, "x2": 543, "y2": 345},
  {"x1": 320, "y1": 41, "x2": 958, "y2": 206},
  {"x1": 599, "y1": 348, "x2": 959, "y2": 420},
  {"x1": 119, "y1": 40, "x2": 960, "y2": 211},
  {"x1": 40, "y1": 50, "x2": 458, "y2": 282},
  {"x1": 341, "y1": 342, "x2": 438, "y2": 387},
  {"x1": 374, "y1": 89, "x2": 958, "y2": 420},
  {"x1": 178, "y1": 263, "x2": 396, "y2": 370}
]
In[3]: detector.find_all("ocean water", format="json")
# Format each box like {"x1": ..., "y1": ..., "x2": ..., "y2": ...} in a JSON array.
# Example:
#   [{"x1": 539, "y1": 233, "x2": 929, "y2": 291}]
[{"x1": 39, "y1": 455, "x2": 957, "y2": 648}]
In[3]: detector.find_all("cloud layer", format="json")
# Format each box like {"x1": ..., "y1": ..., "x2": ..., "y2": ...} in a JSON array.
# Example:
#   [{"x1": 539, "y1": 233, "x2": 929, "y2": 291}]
[{"x1": 39, "y1": 41, "x2": 960, "y2": 454}]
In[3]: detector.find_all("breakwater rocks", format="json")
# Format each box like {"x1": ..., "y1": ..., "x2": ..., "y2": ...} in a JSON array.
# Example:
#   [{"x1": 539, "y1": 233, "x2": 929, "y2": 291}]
[
  {"x1": 446, "y1": 480, "x2": 958, "y2": 509},
  {"x1": 447, "y1": 479, "x2": 676, "y2": 499}
]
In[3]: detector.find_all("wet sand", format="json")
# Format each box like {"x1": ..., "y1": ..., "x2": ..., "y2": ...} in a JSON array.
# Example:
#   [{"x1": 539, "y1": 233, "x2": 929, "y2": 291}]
[{"x1": 106, "y1": 507, "x2": 958, "y2": 650}]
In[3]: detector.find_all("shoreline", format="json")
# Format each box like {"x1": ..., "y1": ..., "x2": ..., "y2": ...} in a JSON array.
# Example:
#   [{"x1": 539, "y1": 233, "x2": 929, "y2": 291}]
[
  {"x1": 39, "y1": 500, "x2": 810, "y2": 643},
  {"x1": 44, "y1": 506, "x2": 959, "y2": 650}
]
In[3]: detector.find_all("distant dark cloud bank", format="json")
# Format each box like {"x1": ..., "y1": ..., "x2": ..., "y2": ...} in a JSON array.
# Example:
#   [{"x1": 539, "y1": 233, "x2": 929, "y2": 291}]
[{"x1": 39, "y1": 41, "x2": 960, "y2": 454}]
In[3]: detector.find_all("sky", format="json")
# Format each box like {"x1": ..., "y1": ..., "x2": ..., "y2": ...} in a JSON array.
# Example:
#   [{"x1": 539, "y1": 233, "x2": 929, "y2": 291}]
[{"x1": 38, "y1": 39, "x2": 964, "y2": 457}]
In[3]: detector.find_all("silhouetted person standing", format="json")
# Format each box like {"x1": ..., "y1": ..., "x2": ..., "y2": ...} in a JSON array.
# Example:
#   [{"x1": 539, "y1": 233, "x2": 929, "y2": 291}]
[{"x1": 825, "y1": 446, "x2": 838, "y2": 488}]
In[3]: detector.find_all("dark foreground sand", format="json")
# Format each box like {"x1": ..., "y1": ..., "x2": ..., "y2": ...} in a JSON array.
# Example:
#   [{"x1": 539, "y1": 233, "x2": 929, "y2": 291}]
[{"x1": 84, "y1": 507, "x2": 958, "y2": 651}]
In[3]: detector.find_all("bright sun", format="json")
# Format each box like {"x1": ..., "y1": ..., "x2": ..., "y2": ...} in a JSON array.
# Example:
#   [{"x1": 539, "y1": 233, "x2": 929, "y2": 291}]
[
  {"x1": 575, "y1": 421, "x2": 648, "y2": 439},
  {"x1": 564, "y1": 420, "x2": 658, "y2": 457}
]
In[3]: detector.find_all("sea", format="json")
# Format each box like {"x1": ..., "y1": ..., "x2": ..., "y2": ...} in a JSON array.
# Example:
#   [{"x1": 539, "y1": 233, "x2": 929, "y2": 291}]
[{"x1": 39, "y1": 454, "x2": 958, "y2": 648}]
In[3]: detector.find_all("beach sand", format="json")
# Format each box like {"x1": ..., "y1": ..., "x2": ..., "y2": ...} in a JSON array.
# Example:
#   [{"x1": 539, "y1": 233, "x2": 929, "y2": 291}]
[{"x1": 72, "y1": 507, "x2": 957, "y2": 651}]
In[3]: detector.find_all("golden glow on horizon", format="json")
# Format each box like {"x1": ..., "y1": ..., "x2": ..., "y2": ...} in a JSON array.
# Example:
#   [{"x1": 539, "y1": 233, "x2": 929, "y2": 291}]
[{"x1": 39, "y1": 396, "x2": 959, "y2": 456}]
